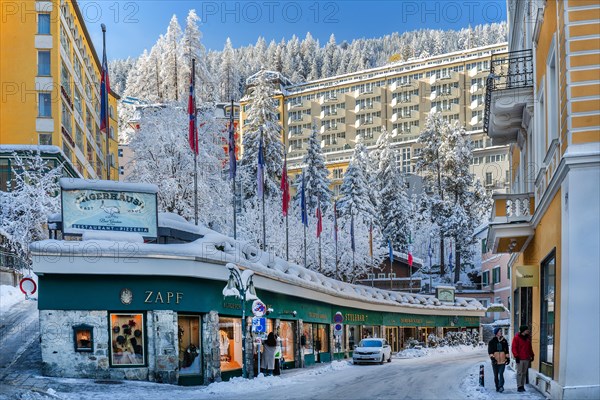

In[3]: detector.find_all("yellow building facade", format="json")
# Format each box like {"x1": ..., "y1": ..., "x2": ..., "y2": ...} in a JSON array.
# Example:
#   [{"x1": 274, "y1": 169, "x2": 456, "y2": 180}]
[
  {"x1": 485, "y1": 1, "x2": 599, "y2": 398},
  {"x1": 240, "y1": 44, "x2": 511, "y2": 195},
  {"x1": 0, "y1": 0, "x2": 119, "y2": 182}
]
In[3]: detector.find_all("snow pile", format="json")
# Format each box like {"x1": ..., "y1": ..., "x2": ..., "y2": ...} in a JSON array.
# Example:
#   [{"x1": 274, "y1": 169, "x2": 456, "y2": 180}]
[
  {"x1": 82, "y1": 231, "x2": 144, "y2": 243},
  {"x1": 396, "y1": 344, "x2": 483, "y2": 360},
  {"x1": 0, "y1": 284, "x2": 25, "y2": 312},
  {"x1": 461, "y1": 362, "x2": 547, "y2": 399}
]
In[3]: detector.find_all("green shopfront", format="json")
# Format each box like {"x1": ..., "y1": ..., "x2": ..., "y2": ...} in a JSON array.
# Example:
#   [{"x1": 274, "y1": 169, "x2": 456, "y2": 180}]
[{"x1": 35, "y1": 266, "x2": 482, "y2": 386}]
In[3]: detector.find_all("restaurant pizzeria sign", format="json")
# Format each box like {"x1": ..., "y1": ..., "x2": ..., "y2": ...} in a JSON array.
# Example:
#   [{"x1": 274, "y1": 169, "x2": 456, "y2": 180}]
[{"x1": 60, "y1": 179, "x2": 158, "y2": 239}]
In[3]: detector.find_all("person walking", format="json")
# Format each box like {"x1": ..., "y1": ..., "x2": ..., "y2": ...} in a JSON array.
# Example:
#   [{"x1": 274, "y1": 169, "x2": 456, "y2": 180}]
[
  {"x1": 488, "y1": 327, "x2": 510, "y2": 392},
  {"x1": 512, "y1": 325, "x2": 535, "y2": 392},
  {"x1": 261, "y1": 332, "x2": 277, "y2": 376}
]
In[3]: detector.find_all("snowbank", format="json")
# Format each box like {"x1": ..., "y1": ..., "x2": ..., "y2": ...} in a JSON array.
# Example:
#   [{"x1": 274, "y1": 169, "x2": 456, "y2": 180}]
[
  {"x1": 59, "y1": 178, "x2": 158, "y2": 194},
  {"x1": 396, "y1": 345, "x2": 483, "y2": 360},
  {"x1": 0, "y1": 284, "x2": 26, "y2": 312}
]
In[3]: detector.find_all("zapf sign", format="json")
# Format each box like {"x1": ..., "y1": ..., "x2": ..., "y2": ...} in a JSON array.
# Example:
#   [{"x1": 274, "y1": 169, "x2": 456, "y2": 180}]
[{"x1": 60, "y1": 178, "x2": 158, "y2": 239}]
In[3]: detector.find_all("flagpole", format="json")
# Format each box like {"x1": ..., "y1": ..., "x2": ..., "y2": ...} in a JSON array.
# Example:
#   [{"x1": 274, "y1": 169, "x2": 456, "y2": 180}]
[
  {"x1": 285, "y1": 153, "x2": 289, "y2": 261},
  {"x1": 370, "y1": 220, "x2": 374, "y2": 288},
  {"x1": 351, "y1": 206, "x2": 355, "y2": 274},
  {"x1": 318, "y1": 198, "x2": 322, "y2": 270},
  {"x1": 260, "y1": 127, "x2": 266, "y2": 250},
  {"x1": 334, "y1": 201, "x2": 338, "y2": 280},
  {"x1": 101, "y1": 24, "x2": 110, "y2": 181},
  {"x1": 231, "y1": 99, "x2": 237, "y2": 239},
  {"x1": 302, "y1": 171, "x2": 307, "y2": 269},
  {"x1": 192, "y1": 59, "x2": 198, "y2": 226}
]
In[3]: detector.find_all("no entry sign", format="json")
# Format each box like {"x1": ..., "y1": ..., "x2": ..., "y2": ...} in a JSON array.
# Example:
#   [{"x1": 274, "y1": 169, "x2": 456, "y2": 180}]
[{"x1": 19, "y1": 277, "x2": 37, "y2": 295}]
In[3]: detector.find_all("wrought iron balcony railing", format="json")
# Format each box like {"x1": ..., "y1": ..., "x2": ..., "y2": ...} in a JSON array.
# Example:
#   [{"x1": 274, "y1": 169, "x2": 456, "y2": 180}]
[{"x1": 483, "y1": 49, "x2": 533, "y2": 133}]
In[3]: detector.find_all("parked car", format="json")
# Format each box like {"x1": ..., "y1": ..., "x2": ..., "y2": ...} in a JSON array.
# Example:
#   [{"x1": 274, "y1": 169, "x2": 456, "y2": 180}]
[{"x1": 352, "y1": 338, "x2": 392, "y2": 364}]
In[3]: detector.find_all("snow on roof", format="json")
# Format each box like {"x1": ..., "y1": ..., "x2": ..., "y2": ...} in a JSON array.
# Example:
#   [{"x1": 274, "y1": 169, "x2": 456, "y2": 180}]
[
  {"x1": 59, "y1": 178, "x2": 158, "y2": 194},
  {"x1": 82, "y1": 231, "x2": 144, "y2": 243},
  {"x1": 0, "y1": 145, "x2": 62, "y2": 154},
  {"x1": 30, "y1": 217, "x2": 485, "y2": 313},
  {"x1": 392, "y1": 251, "x2": 423, "y2": 266}
]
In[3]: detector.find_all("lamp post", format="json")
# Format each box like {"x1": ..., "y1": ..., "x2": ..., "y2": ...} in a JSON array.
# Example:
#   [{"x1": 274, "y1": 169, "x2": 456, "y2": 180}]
[{"x1": 222, "y1": 263, "x2": 259, "y2": 379}]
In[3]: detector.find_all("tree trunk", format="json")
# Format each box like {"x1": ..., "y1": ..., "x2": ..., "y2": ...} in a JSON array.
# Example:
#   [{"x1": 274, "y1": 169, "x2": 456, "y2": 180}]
[{"x1": 439, "y1": 235, "x2": 445, "y2": 276}]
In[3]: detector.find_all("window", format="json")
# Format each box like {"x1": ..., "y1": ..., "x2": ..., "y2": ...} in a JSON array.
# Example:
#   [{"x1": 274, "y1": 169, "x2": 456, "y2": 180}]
[
  {"x1": 219, "y1": 317, "x2": 242, "y2": 371},
  {"x1": 118, "y1": 148, "x2": 123, "y2": 157},
  {"x1": 109, "y1": 313, "x2": 145, "y2": 366},
  {"x1": 540, "y1": 250, "x2": 556, "y2": 378},
  {"x1": 38, "y1": 13, "x2": 51, "y2": 34},
  {"x1": 73, "y1": 324, "x2": 93, "y2": 352},
  {"x1": 390, "y1": 273, "x2": 396, "y2": 279},
  {"x1": 75, "y1": 126, "x2": 84, "y2": 149},
  {"x1": 119, "y1": 166, "x2": 124, "y2": 175},
  {"x1": 38, "y1": 51, "x2": 51, "y2": 76},
  {"x1": 377, "y1": 273, "x2": 386, "y2": 279},
  {"x1": 178, "y1": 316, "x2": 201, "y2": 376},
  {"x1": 507, "y1": 265, "x2": 511, "y2": 279},
  {"x1": 74, "y1": 87, "x2": 82, "y2": 116},
  {"x1": 313, "y1": 323, "x2": 329, "y2": 354},
  {"x1": 302, "y1": 323, "x2": 313, "y2": 355},
  {"x1": 38, "y1": 93, "x2": 51, "y2": 117},
  {"x1": 482, "y1": 270, "x2": 490, "y2": 286},
  {"x1": 278, "y1": 321, "x2": 295, "y2": 362},
  {"x1": 485, "y1": 172, "x2": 493, "y2": 186},
  {"x1": 492, "y1": 267, "x2": 501, "y2": 284},
  {"x1": 39, "y1": 133, "x2": 52, "y2": 145},
  {"x1": 366, "y1": 273, "x2": 375, "y2": 280}
]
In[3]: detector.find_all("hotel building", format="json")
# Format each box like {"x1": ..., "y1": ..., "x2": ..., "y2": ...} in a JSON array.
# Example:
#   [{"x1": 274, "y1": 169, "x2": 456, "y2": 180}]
[
  {"x1": 485, "y1": 0, "x2": 599, "y2": 398},
  {"x1": 240, "y1": 43, "x2": 511, "y2": 194},
  {"x1": 0, "y1": 0, "x2": 120, "y2": 185}
]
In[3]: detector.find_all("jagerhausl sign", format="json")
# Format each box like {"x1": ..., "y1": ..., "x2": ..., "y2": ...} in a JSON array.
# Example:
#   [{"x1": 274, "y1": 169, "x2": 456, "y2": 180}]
[{"x1": 60, "y1": 178, "x2": 158, "y2": 239}]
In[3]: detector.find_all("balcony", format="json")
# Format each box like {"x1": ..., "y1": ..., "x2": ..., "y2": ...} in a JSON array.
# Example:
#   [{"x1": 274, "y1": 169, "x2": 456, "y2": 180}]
[
  {"x1": 429, "y1": 70, "x2": 460, "y2": 85},
  {"x1": 354, "y1": 117, "x2": 380, "y2": 128},
  {"x1": 320, "y1": 123, "x2": 345, "y2": 134},
  {"x1": 353, "y1": 86, "x2": 381, "y2": 99},
  {"x1": 288, "y1": 113, "x2": 311, "y2": 125},
  {"x1": 390, "y1": 81, "x2": 417, "y2": 93},
  {"x1": 483, "y1": 50, "x2": 534, "y2": 146},
  {"x1": 319, "y1": 95, "x2": 338, "y2": 105},
  {"x1": 320, "y1": 109, "x2": 339, "y2": 119},
  {"x1": 391, "y1": 110, "x2": 419, "y2": 123},
  {"x1": 487, "y1": 192, "x2": 535, "y2": 254},
  {"x1": 391, "y1": 94, "x2": 419, "y2": 107}
]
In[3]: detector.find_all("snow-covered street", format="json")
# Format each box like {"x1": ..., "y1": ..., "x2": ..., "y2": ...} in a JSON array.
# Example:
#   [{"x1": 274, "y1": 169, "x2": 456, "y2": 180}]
[{"x1": 0, "y1": 296, "x2": 547, "y2": 400}]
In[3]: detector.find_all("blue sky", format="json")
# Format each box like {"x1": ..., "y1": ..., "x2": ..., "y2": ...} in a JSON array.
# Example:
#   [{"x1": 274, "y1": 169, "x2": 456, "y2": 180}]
[{"x1": 81, "y1": 0, "x2": 507, "y2": 60}]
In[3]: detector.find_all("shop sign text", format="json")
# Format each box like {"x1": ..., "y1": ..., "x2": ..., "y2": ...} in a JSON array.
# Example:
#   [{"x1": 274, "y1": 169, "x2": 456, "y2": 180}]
[{"x1": 144, "y1": 291, "x2": 183, "y2": 304}]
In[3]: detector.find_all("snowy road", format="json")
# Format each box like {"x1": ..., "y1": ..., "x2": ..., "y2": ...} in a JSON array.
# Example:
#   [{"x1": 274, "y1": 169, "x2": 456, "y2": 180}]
[{"x1": 0, "y1": 299, "x2": 39, "y2": 380}]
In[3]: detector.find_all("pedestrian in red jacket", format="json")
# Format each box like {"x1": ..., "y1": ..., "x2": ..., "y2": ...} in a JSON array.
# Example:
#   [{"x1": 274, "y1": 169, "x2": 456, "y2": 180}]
[{"x1": 512, "y1": 325, "x2": 535, "y2": 392}]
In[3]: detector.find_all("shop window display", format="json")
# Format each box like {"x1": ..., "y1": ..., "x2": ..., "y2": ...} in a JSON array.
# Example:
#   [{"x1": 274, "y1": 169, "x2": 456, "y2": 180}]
[
  {"x1": 219, "y1": 317, "x2": 242, "y2": 371},
  {"x1": 301, "y1": 324, "x2": 313, "y2": 355},
  {"x1": 178, "y1": 316, "x2": 200, "y2": 376},
  {"x1": 347, "y1": 325, "x2": 357, "y2": 351},
  {"x1": 73, "y1": 325, "x2": 93, "y2": 352},
  {"x1": 110, "y1": 313, "x2": 144, "y2": 366},
  {"x1": 313, "y1": 324, "x2": 329, "y2": 353},
  {"x1": 278, "y1": 321, "x2": 295, "y2": 362}
]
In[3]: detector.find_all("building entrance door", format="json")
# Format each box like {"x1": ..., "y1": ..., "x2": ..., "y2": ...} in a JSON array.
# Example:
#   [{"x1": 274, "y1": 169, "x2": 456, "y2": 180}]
[
  {"x1": 386, "y1": 327, "x2": 399, "y2": 353},
  {"x1": 178, "y1": 315, "x2": 202, "y2": 385}
]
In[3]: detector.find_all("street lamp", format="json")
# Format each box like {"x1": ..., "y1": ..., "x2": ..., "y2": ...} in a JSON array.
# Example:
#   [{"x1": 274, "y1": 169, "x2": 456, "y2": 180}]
[{"x1": 222, "y1": 263, "x2": 259, "y2": 379}]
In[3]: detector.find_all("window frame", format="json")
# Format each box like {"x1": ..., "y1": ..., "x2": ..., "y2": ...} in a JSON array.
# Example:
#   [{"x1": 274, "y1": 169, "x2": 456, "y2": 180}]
[
  {"x1": 108, "y1": 312, "x2": 147, "y2": 368},
  {"x1": 38, "y1": 92, "x2": 52, "y2": 117},
  {"x1": 37, "y1": 13, "x2": 51, "y2": 35}
]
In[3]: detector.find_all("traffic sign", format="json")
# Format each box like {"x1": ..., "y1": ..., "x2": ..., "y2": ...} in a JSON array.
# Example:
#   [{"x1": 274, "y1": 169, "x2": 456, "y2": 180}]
[
  {"x1": 252, "y1": 300, "x2": 266, "y2": 317},
  {"x1": 334, "y1": 312, "x2": 344, "y2": 323},
  {"x1": 252, "y1": 317, "x2": 266, "y2": 333},
  {"x1": 19, "y1": 278, "x2": 37, "y2": 296}
]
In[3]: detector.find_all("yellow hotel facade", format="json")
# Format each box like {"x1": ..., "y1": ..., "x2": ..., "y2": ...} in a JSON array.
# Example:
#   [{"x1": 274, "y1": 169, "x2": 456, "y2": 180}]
[
  {"x1": 0, "y1": 0, "x2": 119, "y2": 186},
  {"x1": 485, "y1": 0, "x2": 599, "y2": 398},
  {"x1": 240, "y1": 44, "x2": 512, "y2": 194}
]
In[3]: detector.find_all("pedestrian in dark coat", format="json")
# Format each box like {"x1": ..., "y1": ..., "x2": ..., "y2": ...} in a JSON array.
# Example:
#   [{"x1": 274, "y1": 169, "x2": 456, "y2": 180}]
[
  {"x1": 488, "y1": 327, "x2": 510, "y2": 392},
  {"x1": 261, "y1": 332, "x2": 277, "y2": 376},
  {"x1": 511, "y1": 325, "x2": 535, "y2": 392}
]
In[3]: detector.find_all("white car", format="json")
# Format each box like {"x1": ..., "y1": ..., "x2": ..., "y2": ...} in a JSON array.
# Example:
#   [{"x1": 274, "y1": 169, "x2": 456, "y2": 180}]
[{"x1": 352, "y1": 338, "x2": 392, "y2": 364}]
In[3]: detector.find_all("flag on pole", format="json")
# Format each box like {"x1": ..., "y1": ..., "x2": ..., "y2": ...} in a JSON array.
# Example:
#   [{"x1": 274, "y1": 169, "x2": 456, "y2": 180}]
[
  {"x1": 257, "y1": 135, "x2": 264, "y2": 197},
  {"x1": 333, "y1": 201, "x2": 338, "y2": 242},
  {"x1": 369, "y1": 222, "x2": 373, "y2": 257},
  {"x1": 281, "y1": 161, "x2": 290, "y2": 216},
  {"x1": 448, "y1": 240, "x2": 453, "y2": 273},
  {"x1": 100, "y1": 37, "x2": 110, "y2": 133},
  {"x1": 187, "y1": 72, "x2": 198, "y2": 154},
  {"x1": 228, "y1": 107, "x2": 236, "y2": 179},
  {"x1": 350, "y1": 213, "x2": 355, "y2": 252},
  {"x1": 316, "y1": 199, "x2": 323, "y2": 238},
  {"x1": 388, "y1": 239, "x2": 394, "y2": 264},
  {"x1": 408, "y1": 234, "x2": 413, "y2": 268},
  {"x1": 300, "y1": 171, "x2": 307, "y2": 227}
]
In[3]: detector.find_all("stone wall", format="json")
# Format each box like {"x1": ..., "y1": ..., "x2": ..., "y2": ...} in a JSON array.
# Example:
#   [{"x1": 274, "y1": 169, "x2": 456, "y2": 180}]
[
  {"x1": 202, "y1": 310, "x2": 221, "y2": 384},
  {"x1": 39, "y1": 310, "x2": 179, "y2": 383},
  {"x1": 40, "y1": 310, "x2": 111, "y2": 379}
]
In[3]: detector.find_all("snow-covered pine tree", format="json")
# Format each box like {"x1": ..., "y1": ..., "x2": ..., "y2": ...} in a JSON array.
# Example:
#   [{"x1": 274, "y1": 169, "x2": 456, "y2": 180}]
[
  {"x1": 440, "y1": 121, "x2": 491, "y2": 282},
  {"x1": 293, "y1": 123, "x2": 333, "y2": 214},
  {"x1": 180, "y1": 10, "x2": 215, "y2": 102},
  {"x1": 416, "y1": 112, "x2": 452, "y2": 276},
  {"x1": 238, "y1": 71, "x2": 284, "y2": 201},
  {"x1": 128, "y1": 105, "x2": 231, "y2": 232},
  {"x1": 219, "y1": 38, "x2": 240, "y2": 101},
  {"x1": 0, "y1": 151, "x2": 62, "y2": 268},
  {"x1": 374, "y1": 127, "x2": 411, "y2": 250},
  {"x1": 322, "y1": 34, "x2": 339, "y2": 78},
  {"x1": 160, "y1": 15, "x2": 183, "y2": 102}
]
